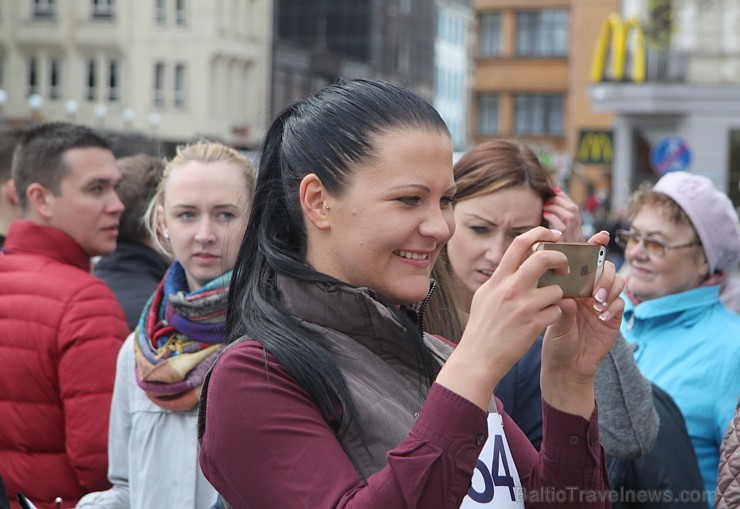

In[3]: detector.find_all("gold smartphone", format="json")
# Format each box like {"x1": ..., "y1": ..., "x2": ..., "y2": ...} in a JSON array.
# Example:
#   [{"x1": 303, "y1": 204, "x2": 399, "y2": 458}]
[{"x1": 532, "y1": 242, "x2": 607, "y2": 298}]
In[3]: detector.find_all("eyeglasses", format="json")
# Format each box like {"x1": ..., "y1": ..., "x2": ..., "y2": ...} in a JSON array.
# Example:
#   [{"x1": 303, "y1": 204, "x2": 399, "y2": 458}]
[{"x1": 615, "y1": 229, "x2": 700, "y2": 257}]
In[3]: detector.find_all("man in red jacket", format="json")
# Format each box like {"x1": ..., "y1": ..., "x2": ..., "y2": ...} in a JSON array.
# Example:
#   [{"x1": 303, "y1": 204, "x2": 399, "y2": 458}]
[{"x1": 0, "y1": 122, "x2": 129, "y2": 508}]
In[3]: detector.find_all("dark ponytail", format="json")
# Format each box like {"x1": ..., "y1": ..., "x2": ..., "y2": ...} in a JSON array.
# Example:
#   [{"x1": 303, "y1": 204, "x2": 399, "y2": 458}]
[{"x1": 200, "y1": 79, "x2": 450, "y2": 439}]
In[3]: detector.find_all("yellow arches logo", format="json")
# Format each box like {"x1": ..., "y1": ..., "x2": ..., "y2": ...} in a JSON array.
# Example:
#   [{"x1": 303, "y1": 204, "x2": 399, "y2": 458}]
[
  {"x1": 577, "y1": 130, "x2": 614, "y2": 165},
  {"x1": 590, "y1": 13, "x2": 646, "y2": 83}
]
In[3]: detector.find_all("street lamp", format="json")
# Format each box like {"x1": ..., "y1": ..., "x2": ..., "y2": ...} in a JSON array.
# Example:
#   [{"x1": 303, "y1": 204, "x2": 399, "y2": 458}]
[
  {"x1": 122, "y1": 108, "x2": 135, "y2": 129},
  {"x1": 148, "y1": 112, "x2": 161, "y2": 134},
  {"x1": 27, "y1": 93, "x2": 43, "y2": 116},
  {"x1": 94, "y1": 103, "x2": 108, "y2": 127},
  {"x1": 64, "y1": 99, "x2": 79, "y2": 121}
]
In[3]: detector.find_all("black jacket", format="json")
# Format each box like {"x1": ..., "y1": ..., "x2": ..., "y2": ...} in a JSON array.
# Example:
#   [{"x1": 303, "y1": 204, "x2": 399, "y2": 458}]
[
  {"x1": 94, "y1": 241, "x2": 169, "y2": 331},
  {"x1": 607, "y1": 384, "x2": 708, "y2": 509},
  {"x1": 494, "y1": 337, "x2": 544, "y2": 448}
]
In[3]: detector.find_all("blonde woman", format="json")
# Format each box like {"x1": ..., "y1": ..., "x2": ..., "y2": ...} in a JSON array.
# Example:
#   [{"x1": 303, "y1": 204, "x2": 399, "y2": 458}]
[{"x1": 78, "y1": 142, "x2": 255, "y2": 509}]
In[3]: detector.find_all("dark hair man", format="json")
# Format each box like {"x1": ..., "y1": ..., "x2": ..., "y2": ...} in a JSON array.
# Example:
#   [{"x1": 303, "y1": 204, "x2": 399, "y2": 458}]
[
  {"x1": 0, "y1": 122, "x2": 129, "y2": 507},
  {"x1": 94, "y1": 154, "x2": 170, "y2": 329}
]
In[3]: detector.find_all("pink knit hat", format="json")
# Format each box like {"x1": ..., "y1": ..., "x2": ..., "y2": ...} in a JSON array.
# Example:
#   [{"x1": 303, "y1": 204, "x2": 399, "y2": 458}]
[{"x1": 654, "y1": 171, "x2": 740, "y2": 274}]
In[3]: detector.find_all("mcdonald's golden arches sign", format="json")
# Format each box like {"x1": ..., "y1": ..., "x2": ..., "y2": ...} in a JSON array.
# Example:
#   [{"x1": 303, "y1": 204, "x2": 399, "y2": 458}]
[
  {"x1": 590, "y1": 13, "x2": 646, "y2": 83},
  {"x1": 577, "y1": 130, "x2": 614, "y2": 165}
]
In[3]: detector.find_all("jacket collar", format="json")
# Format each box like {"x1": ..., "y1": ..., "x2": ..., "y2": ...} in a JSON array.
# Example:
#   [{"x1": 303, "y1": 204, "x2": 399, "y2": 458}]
[
  {"x1": 3, "y1": 220, "x2": 91, "y2": 272},
  {"x1": 94, "y1": 240, "x2": 169, "y2": 280},
  {"x1": 623, "y1": 284, "x2": 720, "y2": 321},
  {"x1": 276, "y1": 275, "x2": 431, "y2": 368}
]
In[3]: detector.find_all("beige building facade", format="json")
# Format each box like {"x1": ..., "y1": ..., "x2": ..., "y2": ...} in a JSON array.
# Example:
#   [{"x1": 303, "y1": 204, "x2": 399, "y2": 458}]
[
  {"x1": 472, "y1": 0, "x2": 617, "y2": 202},
  {"x1": 0, "y1": 0, "x2": 272, "y2": 148}
]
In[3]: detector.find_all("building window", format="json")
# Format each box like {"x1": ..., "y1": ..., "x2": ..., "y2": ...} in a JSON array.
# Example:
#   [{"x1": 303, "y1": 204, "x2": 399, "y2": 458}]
[
  {"x1": 27, "y1": 57, "x2": 38, "y2": 96},
  {"x1": 455, "y1": 17, "x2": 465, "y2": 46},
  {"x1": 479, "y1": 12, "x2": 502, "y2": 57},
  {"x1": 49, "y1": 58, "x2": 61, "y2": 100},
  {"x1": 516, "y1": 10, "x2": 568, "y2": 57},
  {"x1": 154, "y1": 62, "x2": 165, "y2": 107},
  {"x1": 175, "y1": 0, "x2": 186, "y2": 25},
  {"x1": 155, "y1": 0, "x2": 166, "y2": 24},
  {"x1": 92, "y1": 0, "x2": 115, "y2": 19},
  {"x1": 86, "y1": 59, "x2": 96, "y2": 101},
  {"x1": 437, "y1": 13, "x2": 445, "y2": 41},
  {"x1": 514, "y1": 94, "x2": 564, "y2": 135},
  {"x1": 108, "y1": 60, "x2": 120, "y2": 101},
  {"x1": 439, "y1": 13, "x2": 465, "y2": 46},
  {"x1": 33, "y1": 0, "x2": 56, "y2": 19},
  {"x1": 728, "y1": 130, "x2": 740, "y2": 207},
  {"x1": 477, "y1": 93, "x2": 499, "y2": 135},
  {"x1": 174, "y1": 63, "x2": 185, "y2": 108}
]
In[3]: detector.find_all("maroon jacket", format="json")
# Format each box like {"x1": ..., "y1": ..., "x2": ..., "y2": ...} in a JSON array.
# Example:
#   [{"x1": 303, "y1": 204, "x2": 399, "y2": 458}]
[
  {"x1": 0, "y1": 221, "x2": 128, "y2": 509},
  {"x1": 201, "y1": 339, "x2": 610, "y2": 508}
]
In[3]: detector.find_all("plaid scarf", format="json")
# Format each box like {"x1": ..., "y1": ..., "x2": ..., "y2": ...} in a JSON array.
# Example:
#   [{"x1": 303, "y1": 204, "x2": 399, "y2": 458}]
[{"x1": 134, "y1": 262, "x2": 231, "y2": 411}]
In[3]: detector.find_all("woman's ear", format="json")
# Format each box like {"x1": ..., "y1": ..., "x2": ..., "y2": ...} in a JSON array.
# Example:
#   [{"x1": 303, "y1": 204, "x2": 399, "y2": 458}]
[
  {"x1": 698, "y1": 253, "x2": 710, "y2": 281},
  {"x1": 300, "y1": 173, "x2": 332, "y2": 231},
  {"x1": 156, "y1": 204, "x2": 169, "y2": 239}
]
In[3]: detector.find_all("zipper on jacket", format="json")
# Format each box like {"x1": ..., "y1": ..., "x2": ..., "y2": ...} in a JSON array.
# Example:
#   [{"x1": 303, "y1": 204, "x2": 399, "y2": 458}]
[{"x1": 416, "y1": 280, "x2": 437, "y2": 333}]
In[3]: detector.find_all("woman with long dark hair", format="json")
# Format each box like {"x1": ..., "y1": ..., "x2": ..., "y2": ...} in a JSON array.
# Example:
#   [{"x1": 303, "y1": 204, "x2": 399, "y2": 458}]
[{"x1": 198, "y1": 80, "x2": 624, "y2": 508}]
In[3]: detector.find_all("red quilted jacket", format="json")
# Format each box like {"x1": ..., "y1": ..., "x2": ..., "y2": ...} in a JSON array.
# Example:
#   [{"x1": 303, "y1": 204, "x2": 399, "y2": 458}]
[{"x1": 0, "y1": 221, "x2": 128, "y2": 509}]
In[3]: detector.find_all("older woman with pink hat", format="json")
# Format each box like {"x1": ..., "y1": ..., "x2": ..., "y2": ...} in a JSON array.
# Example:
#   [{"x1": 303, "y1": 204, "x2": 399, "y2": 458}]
[{"x1": 618, "y1": 171, "x2": 740, "y2": 507}]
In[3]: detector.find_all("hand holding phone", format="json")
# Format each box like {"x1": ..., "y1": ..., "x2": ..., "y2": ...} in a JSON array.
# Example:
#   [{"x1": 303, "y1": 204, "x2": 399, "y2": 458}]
[{"x1": 532, "y1": 242, "x2": 607, "y2": 298}]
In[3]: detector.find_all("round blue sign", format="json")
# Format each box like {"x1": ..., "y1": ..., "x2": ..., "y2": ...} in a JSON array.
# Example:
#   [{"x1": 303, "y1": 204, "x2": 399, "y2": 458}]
[{"x1": 650, "y1": 136, "x2": 692, "y2": 176}]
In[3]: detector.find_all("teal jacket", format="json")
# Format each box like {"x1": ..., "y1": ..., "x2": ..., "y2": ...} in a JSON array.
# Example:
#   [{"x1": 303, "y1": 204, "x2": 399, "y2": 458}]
[{"x1": 622, "y1": 285, "x2": 740, "y2": 508}]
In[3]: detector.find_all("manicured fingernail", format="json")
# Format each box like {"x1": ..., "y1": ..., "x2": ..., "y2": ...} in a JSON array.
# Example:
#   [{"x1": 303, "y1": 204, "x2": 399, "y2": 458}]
[
  {"x1": 550, "y1": 229, "x2": 562, "y2": 236},
  {"x1": 600, "y1": 230, "x2": 610, "y2": 236},
  {"x1": 595, "y1": 288, "x2": 607, "y2": 303},
  {"x1": 594, "y1": 301, "x2": 607, "y2": 312},
  {"x1": 554, "y1": 187, "x2": 562, "y2": 193},
  {"x1": 599, "y1": 310, "x2": 611, "y2": 321}
]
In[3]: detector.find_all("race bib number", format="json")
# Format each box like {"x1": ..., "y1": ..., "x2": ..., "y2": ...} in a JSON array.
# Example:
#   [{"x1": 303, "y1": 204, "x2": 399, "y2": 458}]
[{"x1": 460, "y1": 413, "x2": 524, "y2": 508}]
